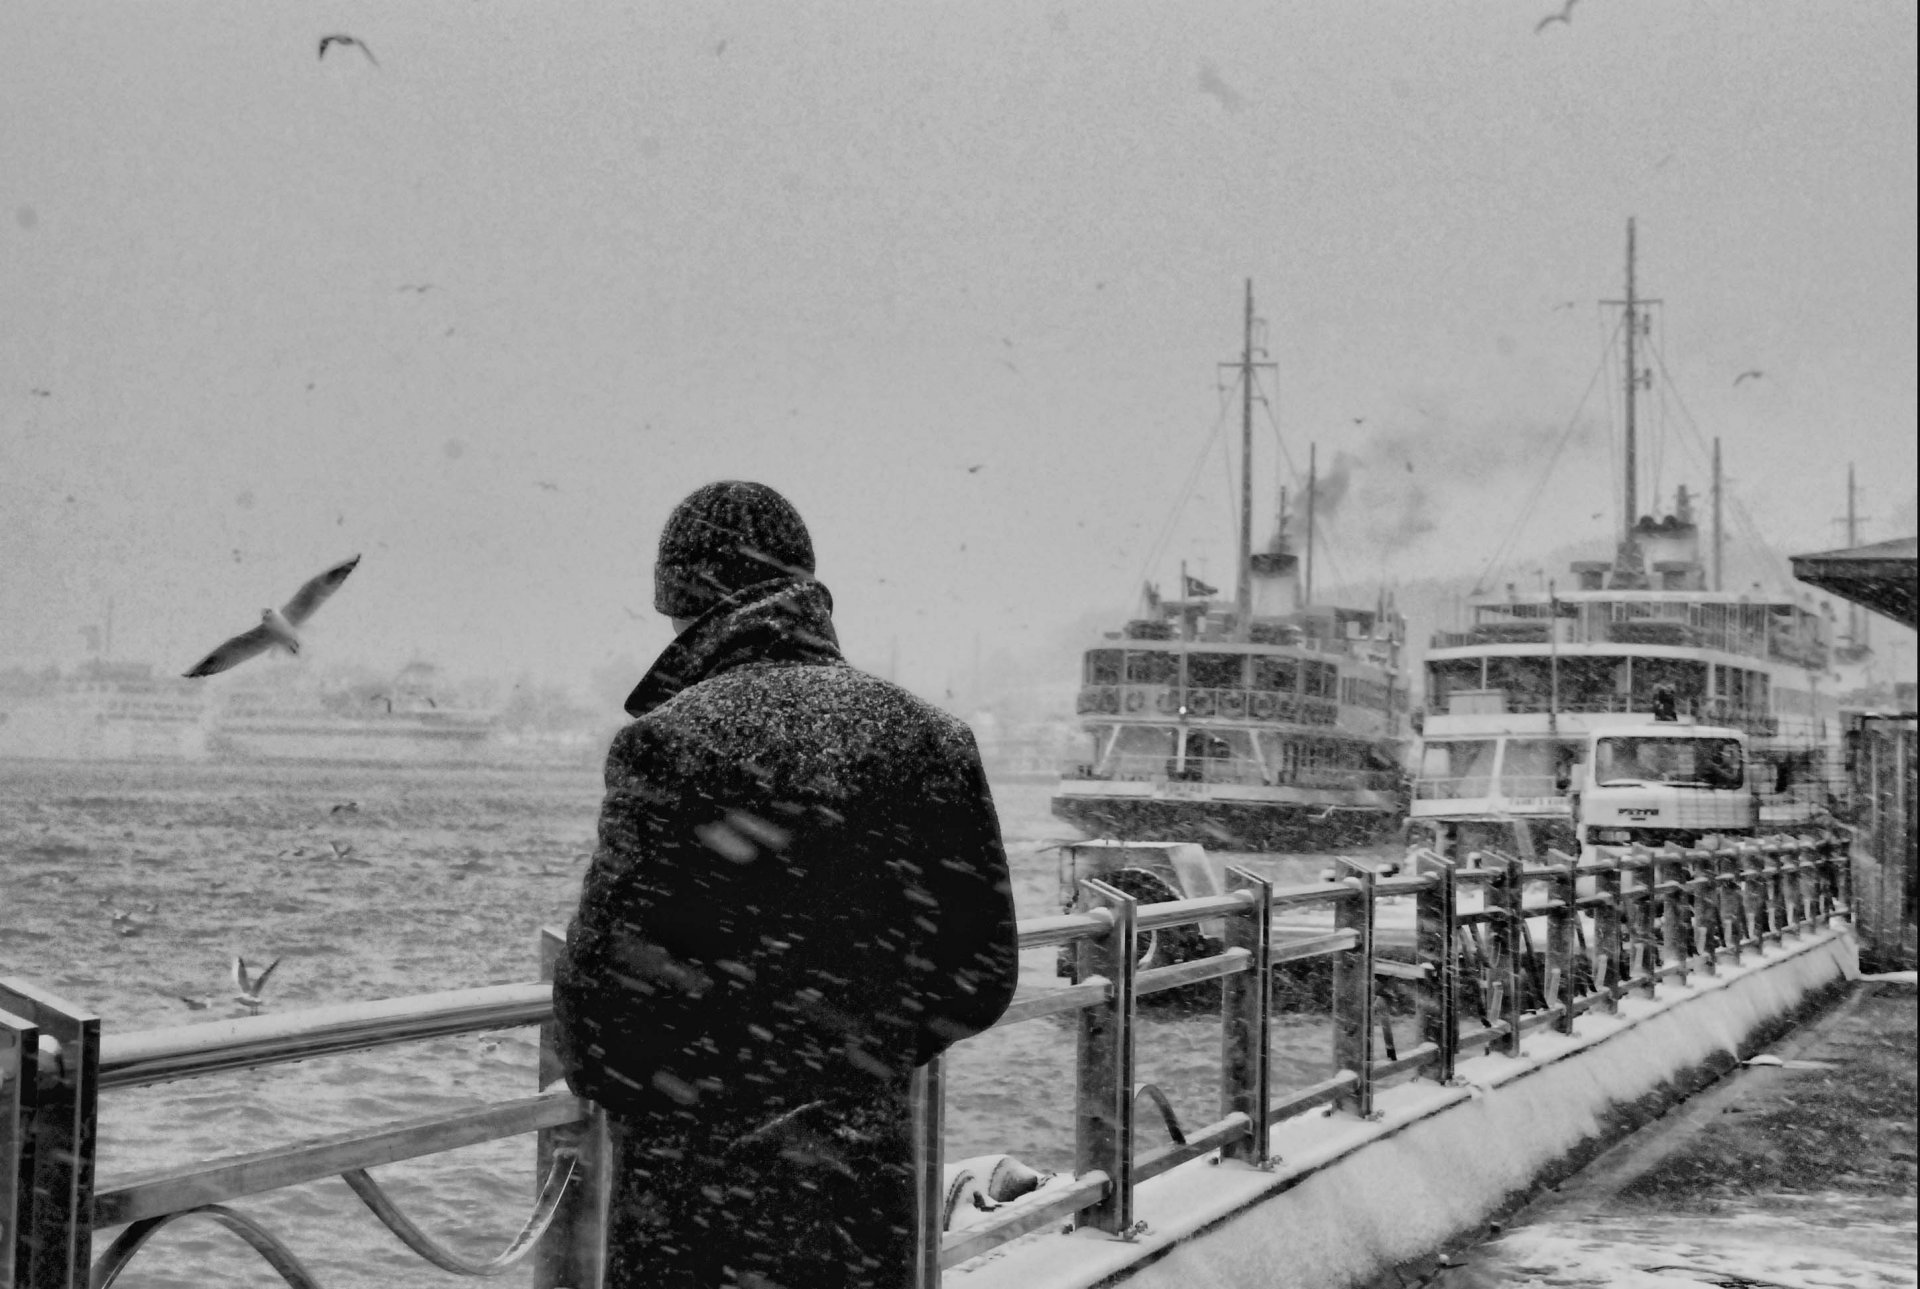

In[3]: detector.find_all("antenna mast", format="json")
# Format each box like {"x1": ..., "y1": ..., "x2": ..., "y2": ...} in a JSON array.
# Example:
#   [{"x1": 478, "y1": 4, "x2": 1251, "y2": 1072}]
[
  {"x1": 1712, "y1": 437, "x2": 1724, "y2": 591},
  {"x1": 1623, "y1": 218, "x2": 1639, "y2": 537},
  {"x1": 1305, "y1": 444, "x2": 1317, "y2": 604},
  {"x1": 1237, "y1": 280, "x2": 1255, "y2": 630}
]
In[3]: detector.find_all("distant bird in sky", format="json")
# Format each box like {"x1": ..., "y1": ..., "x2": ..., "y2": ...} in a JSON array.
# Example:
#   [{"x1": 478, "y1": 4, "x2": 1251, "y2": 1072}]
[
  {"x1": 397, "y1": 283, "x2": 434, "y2": 294},
  {"x1": 1734, "y1": 369, "x2": 1765, "y2": 386},
  {"x1": 1551, "y1": 300, "x2": 1578, "y2": 311},
  {"x1": 318, "y1": 34, "x2": 378, "y2": 66},
  {"x1": 535, "y1": 480, "x2": 559, "y2": 491},
  {"x1": 968, "y1": 465, "x2": 984, "y2": 474},
  {"x1": 232, "y1": 956, "x2": 282, "y2": 1013},
  {"x1": 1196, "y1": 61, "x2": 1245, "y2": 112},
  {"x1": 1535, "y1": 0, "x2": 1577, "y2": 33},
  {"x1": 176, "y1": 994, "x2": 213, "y2": 1011},
  {"x1": 29, "y1": 387, "x2": 51, "y2": 397},
  {"x1": 184, "y1": 554, "x2": 361, "y2": 678},
  {"x1": 329, "y1": 801, "x2": 359, "y2": 815}
]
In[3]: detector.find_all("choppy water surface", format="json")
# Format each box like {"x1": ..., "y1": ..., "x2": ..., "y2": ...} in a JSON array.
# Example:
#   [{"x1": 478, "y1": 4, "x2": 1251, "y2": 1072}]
[{"x1": 0, "y1": 760, "x2": 1374, "y2": 1288}]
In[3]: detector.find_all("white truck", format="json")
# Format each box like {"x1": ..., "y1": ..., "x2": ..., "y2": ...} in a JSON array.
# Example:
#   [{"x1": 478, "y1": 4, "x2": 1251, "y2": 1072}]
[{"x1": 1571, "y1": 720, "x2": 1759, "y2": 854}]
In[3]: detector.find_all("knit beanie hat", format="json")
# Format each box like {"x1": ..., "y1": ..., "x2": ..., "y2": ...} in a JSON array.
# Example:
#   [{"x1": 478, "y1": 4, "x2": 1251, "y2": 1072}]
[{"x1": 653, "y1": 481, "x2": 816, "y2": 619}]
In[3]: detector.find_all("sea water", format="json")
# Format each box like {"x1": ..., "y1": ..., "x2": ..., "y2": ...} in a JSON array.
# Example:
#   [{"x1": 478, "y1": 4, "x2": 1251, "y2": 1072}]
[{"x1": 0, "y1": 760, "x2": 1385, "y2": 1288}]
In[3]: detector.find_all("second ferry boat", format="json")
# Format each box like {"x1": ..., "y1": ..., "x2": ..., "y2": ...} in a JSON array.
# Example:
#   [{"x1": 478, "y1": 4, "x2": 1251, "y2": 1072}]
[
  {"x1": 1408, "y1": 221, "x2": 1844, "y2": 859},
  {"x1": 1051, "y1": 284, "x2": 1410, "y2": 851}
]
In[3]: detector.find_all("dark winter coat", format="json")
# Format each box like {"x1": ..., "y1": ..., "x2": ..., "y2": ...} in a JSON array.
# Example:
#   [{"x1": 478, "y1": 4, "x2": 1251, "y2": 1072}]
[{"x1": 552, "y1": 576, "x2": 1020, "y2": 1288}]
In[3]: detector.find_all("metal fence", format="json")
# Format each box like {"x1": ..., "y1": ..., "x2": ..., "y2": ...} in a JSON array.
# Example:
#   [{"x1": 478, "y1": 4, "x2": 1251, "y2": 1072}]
[{"x1": 1, "y1": 834, "x2": 1852, "y2": 1289}]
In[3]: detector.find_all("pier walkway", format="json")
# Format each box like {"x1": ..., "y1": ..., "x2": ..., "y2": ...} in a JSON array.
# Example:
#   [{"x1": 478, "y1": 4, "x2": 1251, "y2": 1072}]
[{"x1": 1415, "y1": 975, "x2": 1918, "y2": 1289}]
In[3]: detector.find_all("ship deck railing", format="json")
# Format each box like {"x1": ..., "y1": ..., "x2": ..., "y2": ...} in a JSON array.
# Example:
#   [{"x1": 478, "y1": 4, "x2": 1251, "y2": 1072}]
[
  {"x1": 1427, "y1": 620, "x2": 1825, "y2": 670},
  {"x1": 1, "y1": 832, "x2": 1853, "y2": 1289},
  {"x1": 1063, "y1": 753, "x2": 1399, "y2": 794}
]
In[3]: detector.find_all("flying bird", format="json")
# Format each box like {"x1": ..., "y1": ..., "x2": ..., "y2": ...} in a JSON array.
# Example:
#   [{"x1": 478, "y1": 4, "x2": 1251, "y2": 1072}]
[
  {"x1": 318, "y1": 34, "x2": 379, "y2": 66},
  {"x1": 1534, "y1": 0, "x2": 1577, "y2": 32},
  {"x1": 184, "y1": 554, "x2": 361, "y2": 678},
  {"x1": 1733, "y1": 370, "x2": 1764, "y2": 386},
  {"x1": 233, "y1": 956, "x2": 282, "y2": 1013}
]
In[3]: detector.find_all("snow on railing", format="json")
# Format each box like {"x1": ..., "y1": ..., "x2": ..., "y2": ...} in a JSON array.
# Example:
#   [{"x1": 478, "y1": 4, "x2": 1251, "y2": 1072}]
[{"x1": 0, "y1": 834, "x2": 1852, "y2": 1288}]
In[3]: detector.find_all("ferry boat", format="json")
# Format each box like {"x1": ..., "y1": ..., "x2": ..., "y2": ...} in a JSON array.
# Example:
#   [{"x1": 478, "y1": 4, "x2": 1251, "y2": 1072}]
[
  {"x1": 0, "y1": 658, "x2": 212, "y2": 761},
  {"x1": 208, "y1": 661, "x2": 498, "y2": 766},
  {"x1": 1051, "y1": 284, "x2": 1410, "y2": 851},
  {"x1": 1408, "y1": 221, "x2": 1844, "y2": 858}
]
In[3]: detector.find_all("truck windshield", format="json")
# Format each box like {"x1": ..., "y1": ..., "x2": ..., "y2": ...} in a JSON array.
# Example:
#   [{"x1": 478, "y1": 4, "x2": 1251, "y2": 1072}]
[{"x1": 1594, "y1": 736, "x2": 1744, "y2": 789}]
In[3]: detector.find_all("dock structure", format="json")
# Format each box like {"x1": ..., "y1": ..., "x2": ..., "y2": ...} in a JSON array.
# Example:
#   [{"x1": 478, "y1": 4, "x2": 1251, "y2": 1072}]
[{"x1": 0, "y1": 833, "x2": 1862, "y2": 1289}]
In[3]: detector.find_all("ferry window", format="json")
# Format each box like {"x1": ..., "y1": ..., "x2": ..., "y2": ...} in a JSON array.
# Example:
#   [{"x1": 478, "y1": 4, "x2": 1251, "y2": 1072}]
[
  {"x1": 1630, "y1": 658, "x2": 1706, "y2": 714},
  {"x1": 1426, "y1": 659, "x2": 1483, "y2": 701},
  {"x1": 1303, "y1": 661, "x2": 1337, "y2": 698},
  {"x1": 1487, "y1": 656, "x2": 1552, "y2": 710},
  {"x1": 1187, "y1": 653, "x2": 1245, "y2": 689},
  {"x1": 1124, "y1": 651, "x2": 1178, "y2": 685},
  {"x1": 1417, "y1": 739, "x2": 1496, "y2": 793},
  {"x1": 1502, "y1": 739, "x2": 1578, "y2": 794},
  {"x1": 1085, "y1": 650, "x2": 1123, "y2": 685},
  {"x1": 1251, "y1": 656, "x2": 1297, "y2": 691},
  {"x1": 1556, "y1": 656, "x2": 1628, "y2": 711},
  {"x1": 1596, "y1": 737, "x2": 1744, "y2": 789}
]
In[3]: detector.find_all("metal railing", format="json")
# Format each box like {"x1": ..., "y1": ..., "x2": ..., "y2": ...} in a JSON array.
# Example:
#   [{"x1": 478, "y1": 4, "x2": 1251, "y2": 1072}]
[{"x1": 2, "y1": 834, "x2": 1853, "y2": 1289}]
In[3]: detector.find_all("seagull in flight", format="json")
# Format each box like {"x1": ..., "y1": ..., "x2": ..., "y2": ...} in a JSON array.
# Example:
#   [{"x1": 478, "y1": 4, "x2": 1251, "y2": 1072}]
[
  {"x1": 1535, "y1": 0, "x2": 1577, "y2": 33},
  {"x1": 184, "y1": 555, "x2": 360, "y2": 678},
  {"x1": 233, "y1": 956, "x2": 282, "y2": 1013},
  {"x1": 1733, "y1": 369, "x2": 1764, "y2": 386},
  {"x1": 318, "y1": 34, "x2": 379, "y2": 66}
]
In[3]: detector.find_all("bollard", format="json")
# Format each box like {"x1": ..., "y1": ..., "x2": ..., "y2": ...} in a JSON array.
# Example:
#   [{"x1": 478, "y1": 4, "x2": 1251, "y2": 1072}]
[
  {"x1": 1074, "y1": 879, "x2": 1137, "y2": 1234},
  {"x1": 1219, "y1": 868, "x2": 1272, "y2": 1164}
]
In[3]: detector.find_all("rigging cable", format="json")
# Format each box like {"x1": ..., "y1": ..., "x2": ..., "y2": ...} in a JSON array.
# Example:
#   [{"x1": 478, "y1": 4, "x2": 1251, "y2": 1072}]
[
  {"x1": 1132, "y1": 380, "x2": 1238, "y2": 598},
  {"x1": 1470, "y1": 314, "x2": 1622, "y2": 595}
]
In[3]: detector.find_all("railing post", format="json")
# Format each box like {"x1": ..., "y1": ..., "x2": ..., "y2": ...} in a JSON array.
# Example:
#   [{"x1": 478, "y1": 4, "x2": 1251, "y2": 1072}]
[
  {"x1": 534, "y1": 929, "x2": 607, "y2": 1289},
  {"x1": 1655, "y1": 846, "x2": 1690, "y2": 988},
  {"x1": 1332, "y1": 861, "x2": 1376, "y2": 1115},
  {"x1": 912, "y1": 1058, "x2": 945, "y2": 1289},
  {"x1": 1494, "y1": 855, "x2": 1525, "y2": 1053},
  {"x1": 1720, "y1": 841, "x2": 1751, "y2": 964},
  {"x1": 1, "y1": 1009, "x2": 38, "y2": 1289},
  {"x1": 1761, "y1": 839, "x2": 1787, "y2": 944},
  {"x1": 1414, "y1": 854, "x2": 1457, "y2": 1083},
  {"x1": 1687, "y1": 848, "x2": 1718, "y2": 978},
  {"x1": 1588, "y1": 851, "x2": 1622, "y2": 1015},
  {"x1": 1543, "y1": 850, "x2": 1577, "y2": 1034},
  {"x1": 1624, "y1": 847, "x2": 1658, "y2": 999},
  {"x1": 1831, "y1": 829, "x2": 1854, "y2": 920},
  {"x1": 0, "y1": 981, "x2": 97, "y2": 1289},
  {"x1": 1074, "y1": 879, "x2": 1137, "y2": 1234},
  {"x1": 1220, "y1": 867, "x2": 1271, "y2": 1164}
]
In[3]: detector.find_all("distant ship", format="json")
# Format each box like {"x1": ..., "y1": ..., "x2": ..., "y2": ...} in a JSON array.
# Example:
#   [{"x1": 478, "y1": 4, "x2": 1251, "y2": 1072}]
[
  {"x1": 0, "y1": 658, "x2": 212, "y2": 761},
  {"x1": 1051, "y1": 283, "x2": 1410, "y2": 851},
  {"x1": 208, "y1": 662, "x2": 497, "y2": 767},
  {"x1": 1408, "y1": 221, "x2": 1846, "y2": 859}
]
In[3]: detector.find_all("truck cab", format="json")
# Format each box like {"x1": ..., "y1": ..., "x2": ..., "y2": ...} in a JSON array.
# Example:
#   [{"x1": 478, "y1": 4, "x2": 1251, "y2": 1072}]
[{"x1": 1572, "y1": 720, "x2": 1757, "y2": 853}]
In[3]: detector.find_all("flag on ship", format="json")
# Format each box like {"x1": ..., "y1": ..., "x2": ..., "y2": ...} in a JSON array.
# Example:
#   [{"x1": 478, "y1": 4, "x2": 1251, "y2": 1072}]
[{"x1": 1184, "y1": 574, "x2": 1217, "y2": 598}]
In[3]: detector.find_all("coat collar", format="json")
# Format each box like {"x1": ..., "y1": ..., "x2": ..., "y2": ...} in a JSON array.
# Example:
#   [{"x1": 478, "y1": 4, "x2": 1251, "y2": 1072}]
[{"x1": 624, "y1": 576, "x2": 841, "y2": 717}]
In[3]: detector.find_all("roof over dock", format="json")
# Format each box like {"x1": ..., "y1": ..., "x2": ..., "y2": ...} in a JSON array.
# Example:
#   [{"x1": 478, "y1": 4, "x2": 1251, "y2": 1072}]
[{"x1": 1791, "y1": 535, "x2": 1919, "y2": 629}]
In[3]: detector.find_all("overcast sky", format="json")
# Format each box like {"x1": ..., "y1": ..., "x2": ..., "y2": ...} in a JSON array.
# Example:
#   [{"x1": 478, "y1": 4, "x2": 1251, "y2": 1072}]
[{"x1": 3, "y1": 2, "x2": 1914, "y2": 697}]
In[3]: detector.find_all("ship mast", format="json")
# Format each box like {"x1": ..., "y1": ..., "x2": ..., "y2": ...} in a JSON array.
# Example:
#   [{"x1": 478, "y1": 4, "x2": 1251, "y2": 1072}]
[
  {"x1": 1236, "y1": 280, "x2": 1255, "y2": 633},
  {"x1": 1228, "y1": 279, "x2": 1274, "y2": 636},
  {"x1": 1622, "y1": 218, "x2": 1639, "y2": 539}
]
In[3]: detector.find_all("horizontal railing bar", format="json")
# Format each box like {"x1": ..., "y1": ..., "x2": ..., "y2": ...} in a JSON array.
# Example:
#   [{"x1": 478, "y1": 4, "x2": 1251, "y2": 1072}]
[
  {"x1": 1452, "y1": 868, "x2": 1501, "y2": 885},
  {"x1": 1135, "y1": 893, "x2": 1253, "y2": 932},
  {"x1": 1270, "y1": 882, "x2": 1360, "y2": 909},
  {"x1": 1372, "y1": 874, "x2": 1436, "y2": 898},
  {"x1": 996, "y1": 980, "x2": 1111, "y2": 1027},
  {"x1": 1268, "y1": 1071, "x2": 1356, "y2": 1125},
  {"x1": 1369, "y1": 1042, "x2": 1441, "y2": 1081},
  {"x1": 100, "y1": 983, "x2": 553, "y2": 1089},
  {"x1": 1132, "y1": 1111, "x2": 1253, "y2": 1184},
  {"x1": 1372, "y1": 959, "x2": 1431, "y2": 980},
  {"x1": 940, "y1": 1171, "x2": 1110, "y2": 1267},
  {"x1": 1455, "y1": 1021, "x2": 1510, "y2": 1056},
  {"x1": 1517, "y1": 1005, "x2": 1568, "y2": 1036},
  {"x1": 1137, "y1": 948, "x2": 1250, "y2": 997},
  {"x1": 94, "y1": 1090, "x2": 586, "y2": 1228},
  {"x1": 1271, "y1": 929, "x2": 1358, "y2": 963},
  {"x1": 1017, "y1": 910, "x2": 1113, "y2": 950}
]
